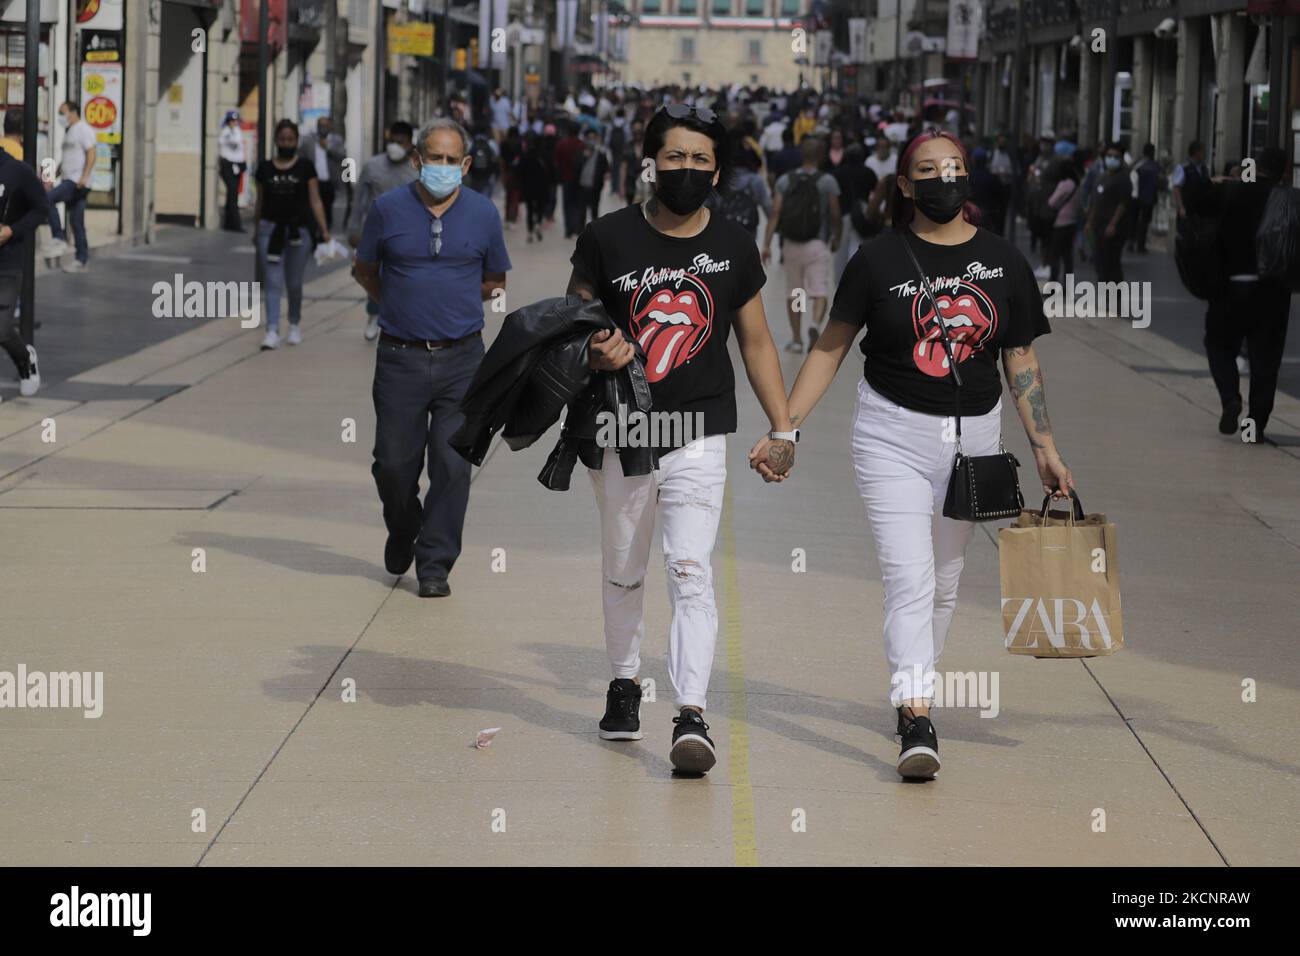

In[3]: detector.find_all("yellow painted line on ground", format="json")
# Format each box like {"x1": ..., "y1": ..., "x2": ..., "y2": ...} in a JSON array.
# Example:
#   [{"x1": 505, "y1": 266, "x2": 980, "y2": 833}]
[{"x1": 721, "y1": 481, "x2": 758, "y2": 866}]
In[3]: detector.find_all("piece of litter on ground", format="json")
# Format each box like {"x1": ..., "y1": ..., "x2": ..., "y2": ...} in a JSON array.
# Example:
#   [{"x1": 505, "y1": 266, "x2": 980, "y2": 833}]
[{"x1": 474, "y1": 727, "x2": 502, "y2": 749}]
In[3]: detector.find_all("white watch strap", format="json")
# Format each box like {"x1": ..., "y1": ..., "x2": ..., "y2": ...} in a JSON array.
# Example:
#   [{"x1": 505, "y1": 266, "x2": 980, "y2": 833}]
[{"x1": 769, "y1": 430, "x2": 798, "y2": 441}]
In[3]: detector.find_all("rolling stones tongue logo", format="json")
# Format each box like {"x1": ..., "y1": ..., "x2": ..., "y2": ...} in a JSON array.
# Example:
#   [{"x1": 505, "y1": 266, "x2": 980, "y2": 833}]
[
  {"x1": 629, "y1": 276, "x2": 714, "y2": 382},
  {"x1": 911, "y1": 283, "x2": 997, "y2": 377}
]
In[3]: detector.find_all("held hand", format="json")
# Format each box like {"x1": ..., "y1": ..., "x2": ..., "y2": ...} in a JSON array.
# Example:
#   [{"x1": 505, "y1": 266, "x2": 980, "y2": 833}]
[
  {"x1": 748, "y1": 436, "x2": 794, "y2": 483},
  {"x1": 588, "y1": 327, "x2": 635, "y2": 371},
  {"x1": 1035, "y1": 450, "x2": 1073, "y2": 498},
  {"x1": 0, "y1": 225, "x2": 11, "y2": 246}
]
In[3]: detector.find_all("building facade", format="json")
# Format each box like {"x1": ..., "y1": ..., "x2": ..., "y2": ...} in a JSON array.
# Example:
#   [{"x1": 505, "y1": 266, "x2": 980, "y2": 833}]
[
  {"x1": 617, "y1": 0, "x2": 806, "y2": 90},
  {"x1": 7, "y1": 0, "x2": 382, "y2": 249}
]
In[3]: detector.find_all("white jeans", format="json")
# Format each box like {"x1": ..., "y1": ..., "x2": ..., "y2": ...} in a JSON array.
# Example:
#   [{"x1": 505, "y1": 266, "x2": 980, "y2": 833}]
[
  {"x1": 588, "y1": 434, "x2": 727, "y2": 710},
  {"x1": 850, "y1": 378, "x2": 1002, "y2": 706}
]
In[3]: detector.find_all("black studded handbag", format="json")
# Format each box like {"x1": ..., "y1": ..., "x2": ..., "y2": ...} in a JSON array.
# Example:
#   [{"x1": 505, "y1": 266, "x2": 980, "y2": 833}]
[{"x1": 898, "y1": 230, "x2": 1024, "y2": 522}]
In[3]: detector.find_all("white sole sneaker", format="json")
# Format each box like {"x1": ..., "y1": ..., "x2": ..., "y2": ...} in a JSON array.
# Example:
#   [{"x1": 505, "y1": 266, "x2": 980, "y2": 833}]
[
  {"x1": 260, "y1": 330, "x2": 280, "y2": 350},
  {"x1": 670, "y1": 732, "x2": 717, "y2": 774},
  {"x1": 287, "y1": 326, "x2": 302, "y2": 346},
  {"x1": 598, "y1": 729, "x2": 644, "y2": 741},
  {"x1": 19, "y1": 344, "x2": 39, "y2": 397},
  {"x1": 897, "y1": 746, "x2": 940, "y2": 779}
]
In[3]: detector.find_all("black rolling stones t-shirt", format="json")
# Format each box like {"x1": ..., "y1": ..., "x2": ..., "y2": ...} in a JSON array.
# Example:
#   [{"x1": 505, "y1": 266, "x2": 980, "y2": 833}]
[
  {"x1": 829, "y1": 227, "x2": 1050, "y2": 416},
  {"x1": 570, "y1": 204, "x2": 766, "y2": 446}
]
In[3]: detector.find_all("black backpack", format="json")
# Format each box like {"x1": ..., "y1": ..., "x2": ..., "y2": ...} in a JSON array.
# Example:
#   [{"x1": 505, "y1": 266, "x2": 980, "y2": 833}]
[
  {"x1": 722, "y1": 185, "x2": 760, "y2": 233},
  {"x1": 1175, "y1": 212, "x2": 1229, "y2": 300},
  {"x1": 777, "y1": 170, "x2": 823, "y2": 242},
  {"x1": 1256, "y1": 184, "x2": 1300, "y2": 292},
  {"x1": 470, "y1": 136, "x2": 494, "y2": 175}
]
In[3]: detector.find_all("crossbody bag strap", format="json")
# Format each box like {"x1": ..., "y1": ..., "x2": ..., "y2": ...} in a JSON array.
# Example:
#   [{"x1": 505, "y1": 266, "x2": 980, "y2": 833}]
[{"x1": 896, "y1": 229, "x2": 963, "y2": 441}]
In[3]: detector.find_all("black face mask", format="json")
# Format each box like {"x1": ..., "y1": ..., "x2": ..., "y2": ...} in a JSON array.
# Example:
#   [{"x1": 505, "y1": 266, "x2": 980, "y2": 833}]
[
  {"x1": 276, "y1": 145, "x2": 297, "y2": 160},
  {"x1": 910, "y1": 174, "x2": 970, "y2": 224},
  {"x1": 655, "y1": 167, "x2": 715, "y2": 216}
]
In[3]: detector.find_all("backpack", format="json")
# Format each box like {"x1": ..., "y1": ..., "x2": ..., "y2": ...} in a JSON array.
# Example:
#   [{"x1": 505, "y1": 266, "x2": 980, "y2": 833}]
[
  {"x1": 1256, "y1": 184, "x2": 1300, "y2": 292},
  {"x1": 1174, "y1": 212, "x2": 1230, "y2": 301},
  {"x1": 470, "y1": 136, "x2": 494, "y2": 175},
  {"x1": 722, "y1": 184, "x2": 760, "y2": 233},
  {"x1": 777, "y1": 170, "x2": 823, "y2": 242}
]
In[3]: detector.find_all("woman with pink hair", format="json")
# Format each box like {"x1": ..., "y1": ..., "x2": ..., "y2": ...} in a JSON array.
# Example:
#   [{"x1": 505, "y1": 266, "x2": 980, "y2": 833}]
[{"x1": 752, "y1": 131, "x2": 1075, "y2": 780}]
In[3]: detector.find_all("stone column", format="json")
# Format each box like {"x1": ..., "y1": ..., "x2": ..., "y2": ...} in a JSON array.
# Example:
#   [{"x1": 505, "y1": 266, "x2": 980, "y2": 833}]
[{"x1": 1131, "y1": 33, "x2": 1151, "y2": 152}]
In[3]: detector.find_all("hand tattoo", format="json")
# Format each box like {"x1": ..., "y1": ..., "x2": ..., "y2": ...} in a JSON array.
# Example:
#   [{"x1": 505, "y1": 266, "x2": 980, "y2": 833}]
[{"x1": 766, "y1": 439, "x2": 795, "y2": 475}]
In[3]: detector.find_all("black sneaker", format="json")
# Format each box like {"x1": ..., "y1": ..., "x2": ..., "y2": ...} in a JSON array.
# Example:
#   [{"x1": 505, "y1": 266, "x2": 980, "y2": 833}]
[
  {"x1": 417, "y1": 578, "x2": 450, "y2": 598},
  {"x1": 598, "y1": 678, "x2": 643, "y2": 741},
  {"x1": 670, "y1": 709, "x2": 716, "y2": 774},
  {"x1": 1219, "y1": 398, "x2": 1242, "y2": 436},
  {"x1": 384, "y1": 529, "x2": 416, "y2": 575},
  {"x1": 897, "y1": 708, "x2": 940, "y2": 780}
]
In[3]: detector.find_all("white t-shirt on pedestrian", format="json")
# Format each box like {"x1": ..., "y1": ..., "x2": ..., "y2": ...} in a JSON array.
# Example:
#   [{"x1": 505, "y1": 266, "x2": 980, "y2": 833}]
[
  {"x1": 865, "y1": 151, "x2": 896, "y2": 181},
  {"x1": 60, "y1": 119, "x2": 97, "y2": 184},
  {"x1": 492, "y1": 96, "x2": 513, "y2": 130},
  {"x1": 760, "y1": 121, "x2": 786, "y2": 153},
  {"x1": 218, "y1": 124, "x2": 245, "y2": 164},
  {"x1": 314, "y1": 142, "x2": 329, "y2": 182}
]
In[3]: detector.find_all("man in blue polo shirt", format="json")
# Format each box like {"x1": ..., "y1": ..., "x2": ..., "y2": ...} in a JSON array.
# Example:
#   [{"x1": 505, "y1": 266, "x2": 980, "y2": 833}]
[{"x1": 354, "y1": 117, "x2": 511, "y2": 597}]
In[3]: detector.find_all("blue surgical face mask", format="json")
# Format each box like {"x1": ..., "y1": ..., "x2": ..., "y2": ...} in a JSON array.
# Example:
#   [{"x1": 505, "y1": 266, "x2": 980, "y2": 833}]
[
  {"x1": 1104, "y1": 155, "x2": 1122, "y2": 171},
  {"x1": 420, "y1": 161, "x2": 462, "y2": 199}
]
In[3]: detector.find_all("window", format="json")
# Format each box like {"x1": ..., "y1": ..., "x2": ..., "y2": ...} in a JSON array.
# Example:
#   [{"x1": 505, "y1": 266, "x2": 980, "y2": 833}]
[
  {"x1": 712, "y1": 0, "x2": 730, "y2": 14},
  {"x1": 780, "y1": 0, "x2": 799, "y2": 14},
  {"x1": 680, "y1": 36, "x2": 696, "y2": 61},
  {"x1": 745, "y1": 0, "x2": 765, "y2": 15},
  {"x1": 746, "y1": 39, "x2": 763, "y2": 63},
  {"x1": 678, "y1": 0, "x2": 698, "y2": 12},
  {"x1": 642, "y1": 0, "x2": 660, "y2": 12}
]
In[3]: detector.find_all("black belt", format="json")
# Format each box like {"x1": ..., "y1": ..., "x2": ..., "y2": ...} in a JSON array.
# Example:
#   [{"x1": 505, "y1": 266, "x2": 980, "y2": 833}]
[{"x1": 379, "y1": 330, "x2": 480, "y2": 350}]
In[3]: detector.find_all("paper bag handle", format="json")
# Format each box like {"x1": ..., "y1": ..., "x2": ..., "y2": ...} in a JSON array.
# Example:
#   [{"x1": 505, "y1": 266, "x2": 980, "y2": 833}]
[{"x1": 1039, "y1": 489, "x2": 1084, "y2": 524}]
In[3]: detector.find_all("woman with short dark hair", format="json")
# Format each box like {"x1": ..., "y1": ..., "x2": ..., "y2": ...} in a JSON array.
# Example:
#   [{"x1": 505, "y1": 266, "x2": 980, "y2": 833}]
[{"x1": 565, "y1": 104, "x2": 795, "y2": 775}]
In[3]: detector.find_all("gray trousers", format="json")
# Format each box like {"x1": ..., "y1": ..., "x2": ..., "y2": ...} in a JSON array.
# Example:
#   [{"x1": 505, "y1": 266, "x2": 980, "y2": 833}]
[{"x1": 371, "y1": 333, "x2": 484, "y2": 582}]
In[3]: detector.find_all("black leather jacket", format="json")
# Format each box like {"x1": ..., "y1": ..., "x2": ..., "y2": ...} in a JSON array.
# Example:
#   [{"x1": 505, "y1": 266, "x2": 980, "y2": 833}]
[{"x1": 449, "y1": 295, "x2": 659, "y2": 489}]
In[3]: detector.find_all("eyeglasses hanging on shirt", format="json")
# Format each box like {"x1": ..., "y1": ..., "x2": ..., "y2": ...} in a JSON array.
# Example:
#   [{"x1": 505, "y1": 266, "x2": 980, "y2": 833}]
[{"x1": 429, "y1": 217, "x2": 443, "y2": 258}]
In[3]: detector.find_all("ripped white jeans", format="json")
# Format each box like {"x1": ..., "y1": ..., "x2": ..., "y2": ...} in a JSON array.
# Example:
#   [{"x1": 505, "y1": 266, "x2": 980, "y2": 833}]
[{"x1": 588, "y1": 434, "x2": 727, "y2": 710}]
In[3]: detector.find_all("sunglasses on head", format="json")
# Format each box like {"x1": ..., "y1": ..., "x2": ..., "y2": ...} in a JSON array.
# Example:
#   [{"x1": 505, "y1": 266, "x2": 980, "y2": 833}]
[{"x1": 662, "y1": 103, "x2": 718, "y2": 126}]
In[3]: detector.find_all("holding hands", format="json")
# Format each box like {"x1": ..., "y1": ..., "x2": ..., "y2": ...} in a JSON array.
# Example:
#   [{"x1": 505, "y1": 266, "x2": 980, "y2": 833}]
[{"x1": 748, "y1": 435, "x2": 795, "y2": 483}]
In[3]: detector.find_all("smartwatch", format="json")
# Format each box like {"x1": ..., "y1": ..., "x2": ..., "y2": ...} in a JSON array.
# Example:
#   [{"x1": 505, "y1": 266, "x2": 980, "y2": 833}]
[{"x1": 769, "y1": 429, "x2": 800, "y2": 443}]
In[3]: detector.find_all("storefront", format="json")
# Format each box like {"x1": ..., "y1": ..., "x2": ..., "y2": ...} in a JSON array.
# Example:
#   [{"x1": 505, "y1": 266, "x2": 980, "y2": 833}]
[{"x1": 0, "y1": 0, "x2": 62, "y2": 166}]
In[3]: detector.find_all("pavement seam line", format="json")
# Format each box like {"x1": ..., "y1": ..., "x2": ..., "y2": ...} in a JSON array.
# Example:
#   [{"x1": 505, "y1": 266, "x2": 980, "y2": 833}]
[
  {"x1": 1079, "y1": 659, "x2": 1231, "y2": 866},
  {"x1": 0, "y1": 296, "x2": 360, "y2": 484},
  {"x1": 195, "y1": 582, "x2": 400, "y2": 866},
  {"x1": 1054, "y1": 318, "x2": 1299, "y2": 459},
  {"x1": 194, "y1": 426, "x2": 496, "y2": 865},
  {"x1": 1230, "y1": 495, "x2": 1300, "y2": 554},
  {"x1": 721, "y1": 481, "x2": 758, "y2": 867}
]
